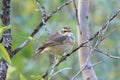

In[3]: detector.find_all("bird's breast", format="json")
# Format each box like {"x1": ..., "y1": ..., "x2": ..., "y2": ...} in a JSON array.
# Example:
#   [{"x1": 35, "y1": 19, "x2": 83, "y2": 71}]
[{"x1": 50, "y1": 42, "x2": 74, "y2": 55}]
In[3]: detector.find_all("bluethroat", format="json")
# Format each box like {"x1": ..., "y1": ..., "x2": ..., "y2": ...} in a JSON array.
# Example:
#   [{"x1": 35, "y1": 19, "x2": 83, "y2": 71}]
[{"x1": 35, "y1": 27, "x2": 75, "y2": 56}]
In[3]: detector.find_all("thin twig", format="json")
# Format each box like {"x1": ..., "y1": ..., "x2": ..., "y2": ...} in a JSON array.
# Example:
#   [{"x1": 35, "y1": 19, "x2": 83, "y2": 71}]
[
  {"x1": 71, "y1": 61, "x2": 103, "y2": 80},
  {"x1": 35, "y1": 0, "x2": 50, "y2": 35},
  {"x1": 95, "y1": 49, "x2": 120, "y2": 60},
  {"x1": 72, "y1": 65, "x2": 87, "y2": 80},
  {"x1": 89, "y1": 9, "x2": 120, "y2": 41},
  {"x1": 35, "y1": 0, "x2": 47, "y2": 25},
  {"x1": 72, "y1": 0, "x2": 82, "y2": 34},
  {"x1": 47, "y1": 0, "x2": 72, "y2": 19},
  {"x1": 72, "y1": 0, "x2": 79, "y2": 25}
]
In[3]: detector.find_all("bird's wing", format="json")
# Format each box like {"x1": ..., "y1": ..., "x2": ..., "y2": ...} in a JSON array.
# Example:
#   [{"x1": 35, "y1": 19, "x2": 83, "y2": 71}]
[
  {"x1": 41, "y1": 35, "x2": 68, "y2": 47},
  {"x1": 35, "y1": 34, "x2": 68, "y2": 54},
  {"x1": 39, "y1": 35, "x2": 67, "y2": 48}
]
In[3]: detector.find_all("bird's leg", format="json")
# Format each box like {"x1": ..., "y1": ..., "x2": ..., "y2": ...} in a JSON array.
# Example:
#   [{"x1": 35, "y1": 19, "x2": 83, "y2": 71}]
[
  {"x1": 54, "y1": 55, "x2": 60, "y2": 65},
  {"x1": 48, "y1": 55, "x2": 58, "y2": 77}
]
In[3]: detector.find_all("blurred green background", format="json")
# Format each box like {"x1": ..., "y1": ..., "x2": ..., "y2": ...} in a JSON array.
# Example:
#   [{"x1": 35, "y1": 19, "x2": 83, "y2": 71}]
[{"x1": 0, "y1": 0, "x2": 120, "y2": 80}]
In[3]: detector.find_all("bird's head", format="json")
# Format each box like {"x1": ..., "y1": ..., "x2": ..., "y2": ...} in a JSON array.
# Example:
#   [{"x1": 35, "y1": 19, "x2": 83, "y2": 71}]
[
  {"x1": 59, "y1": 27, "x2": 72, "y2": 35},
  {"x1": 59, "y1": 27, "x2": 75, "y2": 41}
]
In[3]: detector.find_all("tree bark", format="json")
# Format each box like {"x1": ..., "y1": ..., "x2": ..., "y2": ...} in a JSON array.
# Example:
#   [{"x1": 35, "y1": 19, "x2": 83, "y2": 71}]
[
  {"x1": 77, "y1": 0, "x2": 97, "y2": 80},
  {"x1": 0, "y1": 0, "x2": 11, "y2": 80}
]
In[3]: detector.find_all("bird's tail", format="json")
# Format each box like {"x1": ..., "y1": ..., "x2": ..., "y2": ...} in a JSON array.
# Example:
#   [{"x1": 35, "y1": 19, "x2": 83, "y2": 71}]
[{"x1": 33, "y1": 47, "x2": 45, "y2": 59}]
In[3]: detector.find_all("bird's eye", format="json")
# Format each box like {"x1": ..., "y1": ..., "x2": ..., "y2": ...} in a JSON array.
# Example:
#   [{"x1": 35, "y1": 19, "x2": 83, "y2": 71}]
[
  {"x1": 63, "y1": 31, "x2": 67, "y2": 33},
  {"x1": 61, "y1": 30, "x2": 67, "y2": 33}
]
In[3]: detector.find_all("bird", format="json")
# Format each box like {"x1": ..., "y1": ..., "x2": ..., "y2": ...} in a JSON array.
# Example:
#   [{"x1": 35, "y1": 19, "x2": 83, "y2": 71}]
[{"x1": 35, "y1": 27, "x2": 75, "y2": 56}]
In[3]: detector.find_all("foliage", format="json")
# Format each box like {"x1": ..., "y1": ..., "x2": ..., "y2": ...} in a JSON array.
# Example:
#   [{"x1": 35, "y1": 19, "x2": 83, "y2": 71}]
[
  {"x1": 0, "y1": 26, "x2": 11, "y2": 64},
  {"x1": 0, "y1": 26, "x2": 10, "y2": 36},
  {"x1": 0, "y1": 43, "x2": 11, "y2": 64}
]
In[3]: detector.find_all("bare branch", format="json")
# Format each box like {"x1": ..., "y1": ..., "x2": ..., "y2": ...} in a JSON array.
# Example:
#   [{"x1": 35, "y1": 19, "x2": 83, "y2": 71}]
[
  {"x1": 72, "y1": 61, "x2": 103, "y2": 80},
  {"x1": 72, "y1": 0, "x2": 79, "y2": 25},
  {"x1": 35, "y1": 0, "x2": 50, "y2": 35},
  {"x1": 89, "y1": 9, "x2": 120, "y2": 41},
  {"x1": 95, "y1": 49, "x2": 120, "y2": 60},
  {"x1": 35, "y1": 0, "x2": 47, "y2": 24},
  {"x1": 47, "y1": 0, "x2": 72, "y2": 19}
]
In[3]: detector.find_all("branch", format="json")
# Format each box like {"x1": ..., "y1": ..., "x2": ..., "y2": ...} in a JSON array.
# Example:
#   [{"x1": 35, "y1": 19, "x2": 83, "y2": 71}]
[
  {"x1": 12, "y1": 0, "x2": 73, "y2": 57},
  {"x1": 42, "y1": 9, "x2": 120, "y2": 78},
  {"x1": 47, "y1": 0, "x2": 72, "y2": 19},
  {"x1": 95, "y1": 49, "x2": 120, "y2": 60},
  {"x1": 0, "y1": 0, "x2": 11, "y2": 80},
  {"x1": 35, "y1": 0, "x2": 47, "y2": 25},
  {"x1": 72, "y1": 0, "x2": 80, "y2": 26},
  {"x1": 89, "y1": 9, "x2": 120, "y2": 41},
  {"x1": 35, "y1": 0, "x2": 50, "y2": 35},
  {"x1": 72, "y1": 61, "x2": 103, "y2": 80}
]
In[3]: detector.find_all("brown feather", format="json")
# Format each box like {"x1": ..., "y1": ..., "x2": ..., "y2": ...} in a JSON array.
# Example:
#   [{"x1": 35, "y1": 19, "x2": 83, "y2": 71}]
[{"x1": 35, "y1": 27, "x2": 74, "y2": 56}]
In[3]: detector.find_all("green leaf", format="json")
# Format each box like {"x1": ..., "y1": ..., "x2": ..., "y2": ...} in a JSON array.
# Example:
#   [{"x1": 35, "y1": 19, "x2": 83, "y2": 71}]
[
  {"x1": 0, "y1": 43, "x2": 11, "y2": 64},
  {"x1": 31, "y1": 75, "x2": 43, "y2": 80},
  {"x1": 0, "y1": 26, "x2": 11, "y2": 35},
  {"x1": 57, "y1": 56, "x2": 63, "y2": 60},
  {"x1": 20, "y1": 73, "x2": 27, "y2": 80}
]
